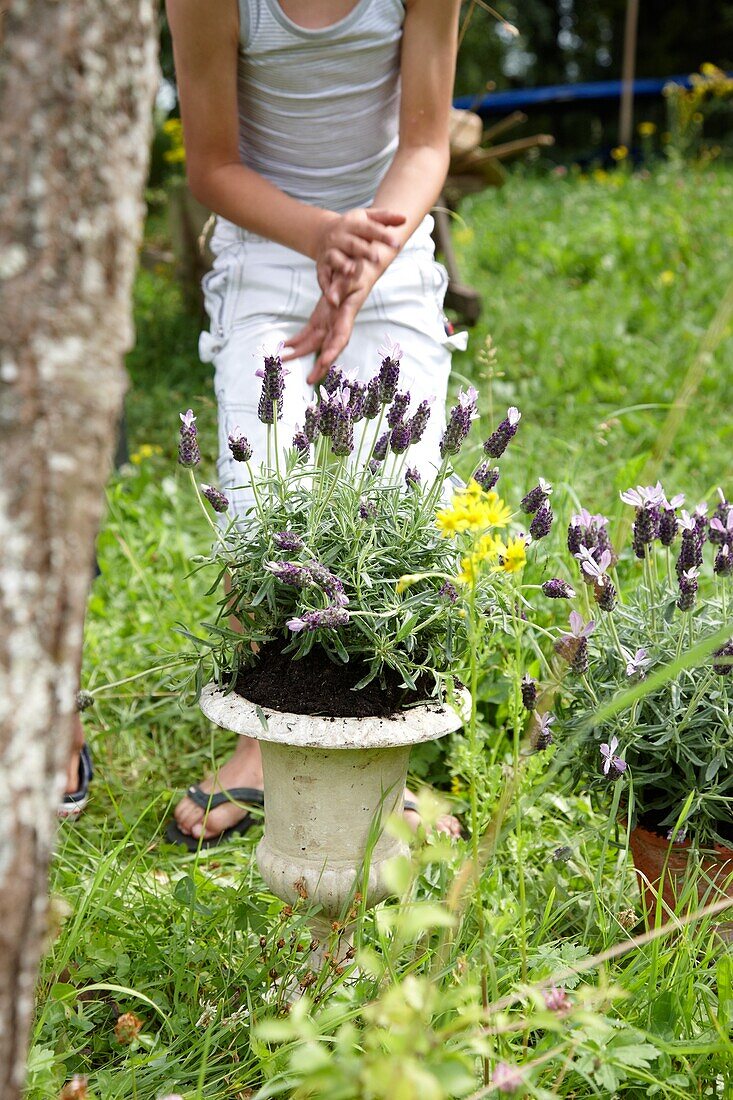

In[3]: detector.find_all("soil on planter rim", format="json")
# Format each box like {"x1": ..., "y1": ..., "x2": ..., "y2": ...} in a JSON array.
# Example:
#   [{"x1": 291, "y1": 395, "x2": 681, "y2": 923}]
[{"x1": 235, "y1": 641, "x2": 438, "y2": 719}]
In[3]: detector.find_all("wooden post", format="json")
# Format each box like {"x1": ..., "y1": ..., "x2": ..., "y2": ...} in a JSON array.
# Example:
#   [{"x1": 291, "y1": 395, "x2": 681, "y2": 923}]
[{"x1": 618, "y1": 0, "x2": 640, "y2": 148}]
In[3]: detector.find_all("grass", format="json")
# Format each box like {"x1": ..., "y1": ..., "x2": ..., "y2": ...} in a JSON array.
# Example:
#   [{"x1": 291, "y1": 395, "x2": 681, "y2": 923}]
[{"x1": 30, "y1": 163, "x2": 733, "y2": 1099}]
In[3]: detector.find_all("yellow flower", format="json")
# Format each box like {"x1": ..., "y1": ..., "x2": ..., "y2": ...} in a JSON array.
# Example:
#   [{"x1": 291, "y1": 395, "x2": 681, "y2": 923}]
[
  {"x1": 638, "y1": 121, "x2": 656, "y2": 136},
  {"x1": 482, "y1": 491, "x2": 512, "y2": 528},
  {"x1": 163, "y1": 147, "x2": 186, "y2": 164},
  {"x1": 396, "y1": 573, "x2": 423, "y2": 595},
  {"x1": 659, "y1": 269, "x2": 675, "y2": 286},
  {"x1": 455, "y1": 534, "x2": 501, "y2": 586},
  {"x1": 493, "y1": 535, "x2": 527, "y2": 574},
  {"x1": 162, "y1": 118, "x2": 183, "y2": 135},
  {"x1": 701, "y1": 62, "x2": 721, "y2": 77},
  {"x1": 450, "y1": 775, "x2": 464, "y2": 795},
  {"x1": 692, "y1": 111, "x2": 704, "y2": 124},
  {"x1": 592, "y1": 168, "x2": 608, "y2": 183},
  {"x1": 130, "y1": 443, "x2": 163, "y2": 465},
  {"x1": 436, "y1": 507, "x2": 469, "y2": 538},
  {"x1": 610, "y1": 145, "x2": 628, "y2": 161}
]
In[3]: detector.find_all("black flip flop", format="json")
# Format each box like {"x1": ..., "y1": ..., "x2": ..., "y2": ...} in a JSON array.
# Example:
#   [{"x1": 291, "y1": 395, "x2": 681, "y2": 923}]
[
  {"x1": 59, "y1": 743, "x2": 93, "y2": 819},
  {"x1": 165, "y1": 784, "x2": 265, "y2": 851}
]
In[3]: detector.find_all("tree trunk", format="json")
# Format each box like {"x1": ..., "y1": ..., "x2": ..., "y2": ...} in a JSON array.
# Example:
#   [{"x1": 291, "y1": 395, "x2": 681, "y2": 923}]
[{"x1": 0, "y1": 3, "x2": 158, "y2": 1092}]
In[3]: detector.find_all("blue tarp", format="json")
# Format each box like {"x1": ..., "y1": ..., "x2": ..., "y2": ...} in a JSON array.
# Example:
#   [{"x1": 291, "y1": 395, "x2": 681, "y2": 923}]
[{"x1": 454, "y1": 74, "x2": 696, "y2": 116}]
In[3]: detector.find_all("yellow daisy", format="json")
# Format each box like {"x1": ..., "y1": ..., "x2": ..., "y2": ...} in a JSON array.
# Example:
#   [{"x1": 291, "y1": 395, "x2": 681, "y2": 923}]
[{"x1": 494, "y1": 535, "x2": 527, "y2": 574}]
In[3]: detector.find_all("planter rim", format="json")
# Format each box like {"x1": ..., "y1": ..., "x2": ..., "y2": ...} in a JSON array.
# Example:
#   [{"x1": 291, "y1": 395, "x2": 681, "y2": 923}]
[
  {"x1": 628, "y1": 820, "x2": 733, "y2": 858},
  {"x1": 199, "y1": 683, "x2": 469, "y2": 749}
]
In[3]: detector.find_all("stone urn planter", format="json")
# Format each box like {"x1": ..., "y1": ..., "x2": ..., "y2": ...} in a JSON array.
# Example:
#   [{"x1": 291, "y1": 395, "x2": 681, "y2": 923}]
[
  {"x1": 628, "y1": 822, "x2": 733, "y2": 916},
  {"x1": 199, "y1": 684, "x2": 468, "y2": 969}
]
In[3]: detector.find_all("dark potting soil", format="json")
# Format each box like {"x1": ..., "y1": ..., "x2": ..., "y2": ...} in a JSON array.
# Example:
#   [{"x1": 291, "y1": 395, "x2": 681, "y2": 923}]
[{"x1": 235, "y1": 642, "x2": 436, "y2": 718}]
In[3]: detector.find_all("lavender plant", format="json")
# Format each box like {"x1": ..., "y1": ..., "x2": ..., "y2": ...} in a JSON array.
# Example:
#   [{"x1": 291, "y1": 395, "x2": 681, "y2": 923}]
[
  {"x1": 554, "y1": 484, "x2": 733, "y2": 846},
  {"x1": 178, "y1": 342, "x2": 546, "y2": 707}
]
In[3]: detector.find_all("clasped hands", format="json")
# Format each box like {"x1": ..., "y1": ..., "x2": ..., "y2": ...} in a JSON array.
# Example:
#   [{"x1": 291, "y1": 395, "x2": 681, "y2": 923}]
[{"x1": 282, "y1": 207, "x2": 406, "y2": 384}]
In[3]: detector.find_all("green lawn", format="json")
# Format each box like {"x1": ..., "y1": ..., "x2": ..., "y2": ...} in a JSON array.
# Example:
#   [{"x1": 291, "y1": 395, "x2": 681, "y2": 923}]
[{"x1": 30, "y1": 164, "x2": 733, "y2": 1099}]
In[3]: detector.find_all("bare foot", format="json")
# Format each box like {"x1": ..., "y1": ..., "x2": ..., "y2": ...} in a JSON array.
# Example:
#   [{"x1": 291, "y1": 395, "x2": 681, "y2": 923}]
[{"x1": 173, "y1": 736, "x2": 265, "y2": 841}]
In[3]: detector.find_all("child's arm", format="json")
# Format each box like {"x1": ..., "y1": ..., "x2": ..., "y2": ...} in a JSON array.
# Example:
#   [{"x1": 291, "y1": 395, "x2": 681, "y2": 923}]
[
  {"x1": 285, "y1": 0, "x2": 461, "y2": 380},
  {"x1": 166, "y1": 0, "x2": 404, "y2": 295}
]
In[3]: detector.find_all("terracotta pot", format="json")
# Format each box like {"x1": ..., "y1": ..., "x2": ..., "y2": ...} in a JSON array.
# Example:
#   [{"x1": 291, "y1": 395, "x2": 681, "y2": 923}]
[
  {"x1": 199, "y1": 684, "x2": 468, "y2": 973},
  {"x1": 628, "y1": 822, "x2": 733, "y2": 915}
]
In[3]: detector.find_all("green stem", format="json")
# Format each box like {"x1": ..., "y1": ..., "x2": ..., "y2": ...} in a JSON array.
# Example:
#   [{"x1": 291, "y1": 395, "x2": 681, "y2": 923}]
[
  {"x1": 189, "y1": 469, "x2": 226, "y2": 545},
  {"x1": 272, "y1": 401, "x2": 282, "y2": 483},
  {"x1": 87, "y1": 658, "x2": 189, "y2": 697},
  {"x1": 244, "y1": 460, "x2": 266, "y2": 524},
  {"x1": 511, "y1": 591, "x2": 528, "y2": 987},
  {"x1": 356, "y1": 408, "x2": 386, "y2": 498}
]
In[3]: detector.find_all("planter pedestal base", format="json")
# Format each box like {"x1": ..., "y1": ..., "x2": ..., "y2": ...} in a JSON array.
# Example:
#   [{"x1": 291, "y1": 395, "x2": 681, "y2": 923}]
[{"x1": 200, "y1": 685, "x2": 467, "y2": 983}]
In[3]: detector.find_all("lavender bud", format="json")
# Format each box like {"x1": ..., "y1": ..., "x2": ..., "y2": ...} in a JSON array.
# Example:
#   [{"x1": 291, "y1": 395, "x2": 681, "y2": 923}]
[
  {"x1": 658, "y1": 507, "x2": 679, "y2": 546},
  {"x1": 348, "y1": 380, "x2": 366, "y2": 422},
  {"x1": 632, "y1": 504, "x2": 660, "y2": 559},
  {"x1": 265, "y1": 561, "x2": 313, "y2": 589},
  {"x1": 521, "y1": 480, "x2": 552, "y2": 514},
  {"x1": 472, "y1": 463, "x2": 500, "y2": 492},
  {"x1": 567, "y1": 523, "x2": 583, "y2": 557},
  {"x1": 408, "y1": 399, "x2": 432, "y2": 444},
  {"x1": 304, "y1": 403, "x2": 321, "y2": 442},
  {"x1": 363, "y1": 376, "x2": 381, "y2": 420},
  {"x1": 359, "y1": 499, "x2": 377, "y2": 520},
  {"x1": 521, "y1": 675, "x2": 537, "y2": 710},
  {"x1": 200, "y1": 484, "x2": 229, "y2": 514},
  {"x1": 273, "y1": 530, "x2": 304, "y2": 552},
  {"x1": 373, "y1": 431, "x2": 390, "y2": 461},
  {"x1": 404, "y1": 466, "x2": 421, "y2": 489},
  {"x1": 178, "y1": 409, "x2": 201, "y2": 468},
  {"x1": 256, "y1": 351, "x2": 287, "y2": 423},
  {"x1": 714, "y1": 544, "x2": 733, "y2": 576},
  {"x1": 529, "y1": 502, "x2": 553, "y2": 541},
  {"x1": 306, "y1": 562, "x2": 348, "y2": 606},
  {"x1": 379, "y1": 359, "x2": 400, "y2": 403},
  {"x1": 387, "y1": 392, "x2": 410, "y2": 428},
  {"x1": 390, "y1": 422, "x2": 412, "y2": 455},
  {"x1": 712, "y1": 641, "x2": 733, "y2": 676},
  {"x1": 318, "y1": 399, "x2": 336, "y2": 437},
  {"x1": 367, "y1": 458, "x2": 381, "y2": 476},
  {"x1": 676, "y1": 568, "x2": 699, "y2": 611},
  {"x1": 676, "y1": 530, "x2": 701, "y2": 577},
  {"x1": 331, "y1": 407, "x2": 354, "y2": 457},
  {"x1": 535, "y1": 713, "x2": 555, "y2": 751},
  {"x1": 542, "y1": 578, "x2": 576, "y2": 599},
  {"x1": 287, "y1": 606, "x2": 350, "y2": 633},
  {"x1": 593, "y1": 577, "x2": 617, "y2": 611},
  {"x1": 292, "y1": 429, "x2": 310, "y2": 458},
  {"x1": 483, "y1": 407, "x2": 521, "y2": 459},
  {"x1": 228, "y1": 430, "x2": 253, "y2": 463},
  {"x1": 76, "y1": 690, "x2": 94, "y2": 712},
  {"x1": 439, "y1": 580, "x2": 459, "y2": 603},
  {"x1": 554, "y1": 636, "x2": 589, "y2": 675},
  {"x1": 322, "y1": 365, "x2": 343, "y2": 395}
]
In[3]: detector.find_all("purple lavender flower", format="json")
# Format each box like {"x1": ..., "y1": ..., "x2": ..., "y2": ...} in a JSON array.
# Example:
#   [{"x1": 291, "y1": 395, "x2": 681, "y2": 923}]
[
  {"x1": 677, "y1": 567, "x2": 699, "y2": 611},
  {"x1": 472, "y1": 463, "x2": 500, "y2": 492},
  {"x1": 440, "y1": 386, "x2": 479, "y2": 458},
  {"x1": 390, "y1": 422, "x2": 412, "y2": 455},
  {"x1": 387, "y1": 391, "x2": 410, "y2": 428},
  {"x1": 491, "y1": 1062, "x2": 524, "y2": 1095},
  {"x1": 359, "y1": 499, "x2": 377, "y2": 520},
  {"x1": 377, "y1": 338, "x2": 402, "y2": 403},
  {"x1": 439, "y1": 580, "x2": 459, "y2": 603},
  {"x1": 348, "y1": 380, "x2": 366, "y2": 422},
  {"x1": 714, "y1": 544, "x2": 733, "y2": 576},
  {"x1": 306, "y1": 561, "x2": 349, "y2": 607},
  {"x1": 287, "y1": 606, "x2": 350, "y2": 633},
  {"x1": 373, "y1": 431, "x2": 390, "y2": 462},
  {"x1": 292, "y1": 426, "x2": 310, "y2": 458},
  {"x1": 693, "y1": 502, "x2": 709, "y2": 539},
  {"x1": 521, "y1": 674, "x2": 538, "y2": 710},
  {"x1": 408, "y1": 398, "x2": 433, "y2": 444},
  {"x1": 542, "y1": 578, "x2": 576, "y2": 599},
  {"x1": 227, "y1": 428, "x2": 252, "y2": 463},
  {"x1": 178, "y1": 409, "x2": 200, "y2": 468},
  {"x1": 621, "y1": 483, "x2": 665, "y2": 559},
  {"x1": 200, "y1": 484, "x2": 229, "y2": 514},
  {"x1": 567, "y1": 509, "x2": 613, "y2": 563},
  {"x1": 363, "y1": 376, "x2": 381, "y2": 420},
  {"x1": 304, "y1": 403, "x2": 321, "y2": 443},
  {"x1": 529, "y1": 502, "x2": 553, "y2": 541},
  {"x1": 264, "y1": 561, "x2": 313, "y2": 589},
  {"x1": 404, "y1": 466, "x2": 421, "y2": 489},
  {"x1": 76, "y1": 690, "x2": 94, "y2": 712},
  {"x1": 710, "y1": 488, "x2": 733, "y2": 544},
  {"x1": 318, "y1": 394, "x2": 336, "y2": 437},
  {"x1": 625, "y1": 647, "x2": 650, "y2": 678},
  {"x1": 578, "y1": 547, "x2": 612, "y2": 584},
  {"x1": 367, "y1": 458, "x2": 382, "y2": 476},
  {"x1": 483, "y1": 406, "x2": 521, "y2": 459},
  {"x1": 330, "y1": 392, "x2": 354, "y2": 457},
  {"x1": 712, "y1": 641, "x2": 733, "y2": 676},
  {"x1": 593, "y1": 577, "x2": 617, "y2": 611},
  {"x1": 600, "y1": 735, "x2": 627, "y2": 779},
  {"x1": 535, "y1": 712, "x2": 555, "y2": 751},
  {"x1": 273, "y1": 530, "x2": 304, "y2": 552},
  {"x1": 521, "y1": 478, "x2": 552, "y2": 514},
  {"x1": 659, "y1": 493, "x2": 684, "y2": 546},
  {"x1": 676, "y1": 512, "x2": 704, "y2": 577},
  {"x1": 322, "y1": 364, "x2": 344, "y2": 395},
  {"x1": 256, "y1": 347, "x2": 289, "y2": 424},
  {"x1": 667, "y1": 825, "x2": 688, "y2": 844},
  {"x1": 555, "y1": 611, "x2": 596, "y2": 674}
]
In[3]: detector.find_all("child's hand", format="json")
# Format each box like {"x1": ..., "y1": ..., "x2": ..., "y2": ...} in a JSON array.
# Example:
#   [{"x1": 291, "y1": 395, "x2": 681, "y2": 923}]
[{"x1": 315, "y1": 208, "x2": 405, "y2": 306}]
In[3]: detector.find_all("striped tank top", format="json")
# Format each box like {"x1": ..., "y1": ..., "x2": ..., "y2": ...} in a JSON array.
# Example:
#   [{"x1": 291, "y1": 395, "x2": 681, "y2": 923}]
[{"x1": 236, "y1": 0, "x2": 405, "y2": 212}]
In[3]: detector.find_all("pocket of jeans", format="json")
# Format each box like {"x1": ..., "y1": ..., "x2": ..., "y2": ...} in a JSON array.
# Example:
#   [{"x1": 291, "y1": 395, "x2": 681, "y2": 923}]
[{"x1": 198, "y1": 250, "x2": 241, "y2": 363}]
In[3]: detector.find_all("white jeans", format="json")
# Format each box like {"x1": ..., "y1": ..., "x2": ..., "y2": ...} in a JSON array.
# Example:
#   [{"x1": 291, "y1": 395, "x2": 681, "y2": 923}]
[{"x1": 198, "y1": 214, "x2": 465, "y2": 515}]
